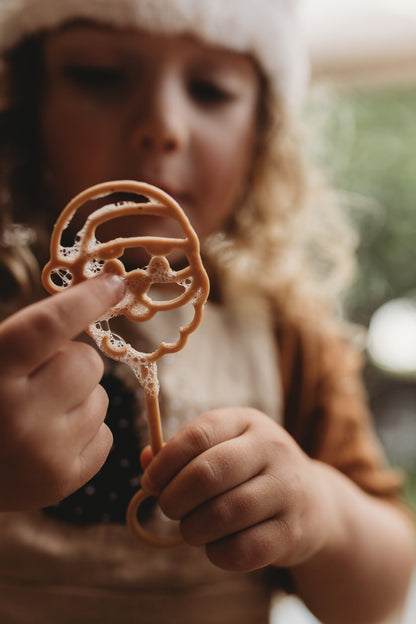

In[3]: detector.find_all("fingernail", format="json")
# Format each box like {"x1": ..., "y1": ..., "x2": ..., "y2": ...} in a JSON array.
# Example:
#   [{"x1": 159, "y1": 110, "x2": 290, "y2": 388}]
[{"x1": 100, "y1": 273, "x2": 126, "y2": 302}]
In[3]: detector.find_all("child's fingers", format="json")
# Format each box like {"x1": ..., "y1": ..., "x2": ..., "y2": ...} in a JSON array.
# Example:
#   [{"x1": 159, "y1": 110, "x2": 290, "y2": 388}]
[
  {"x1": 76, "y1": 421, "x2": 114, "y2": 489},
  {"x1": 180, "y1": 474, "x2": 282, "y2": 546},
  {"x1": 0, "y1": 274, "x2": 125, "y2": 377},
  {"x1": 158, "y1": 433, "x2": 266, "y2": 520},
  {"x1": 44, "y1": 386, "x2": 113, "y2": 504},
  {"x1": 141, "y1": 408, "x2": 257, "y2": 496},
  {"x1": 30, "y1": 340, "x2": 105, "y2": 414},
  {"x1": 0, "y1": 382, "x2": 113, "y2": 510},
  {"x1": 66, "y1": 382, "x2": 110, "y2": 448},
  {"x1": 70, "y1": 390, "x2": 114, "y2": 490},
  {"x1": 140, "y1": 446, "x2": 154, "y2": 471},
  {"x1": 205, "y1": 518, "x2": 285, "y2": 573},
  {"x1": 52, "y1": 423, "x2": 113, "y2": 505}
]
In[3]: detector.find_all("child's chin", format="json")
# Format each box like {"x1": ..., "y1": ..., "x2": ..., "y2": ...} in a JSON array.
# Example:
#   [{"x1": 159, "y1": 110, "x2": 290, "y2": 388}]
[{"x1": 123, "y1": 247, "x2": 187, "y2": 272}]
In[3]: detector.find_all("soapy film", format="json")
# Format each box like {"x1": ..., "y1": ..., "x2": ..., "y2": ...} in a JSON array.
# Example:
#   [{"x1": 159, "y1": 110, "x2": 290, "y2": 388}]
[{"x1": 42, "y1": 180, "x2": 210, "y2": 547}]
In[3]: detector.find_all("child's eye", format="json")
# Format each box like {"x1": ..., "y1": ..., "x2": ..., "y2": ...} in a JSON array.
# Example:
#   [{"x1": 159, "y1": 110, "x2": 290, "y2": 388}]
[
  {"x1": 62, "y1": 65, "x2": 127, "y2": 91},
  {"x1": 189, "y1": 79, "x2": 233, "y2": 105}
]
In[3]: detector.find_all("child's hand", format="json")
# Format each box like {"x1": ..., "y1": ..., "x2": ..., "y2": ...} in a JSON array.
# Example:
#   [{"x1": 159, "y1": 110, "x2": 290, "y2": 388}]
[
  {"x1": 0, "y1": 274, "x2": 125, "y2": 511},
  {"x1": 141, "y1": 408, "x2": 327, "y2": 572}
]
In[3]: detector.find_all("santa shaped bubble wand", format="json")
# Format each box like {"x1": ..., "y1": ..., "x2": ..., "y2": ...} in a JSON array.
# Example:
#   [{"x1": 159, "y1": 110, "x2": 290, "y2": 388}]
[{"x1": 42, "y1": 180, "x2": 210, "y2": 548}]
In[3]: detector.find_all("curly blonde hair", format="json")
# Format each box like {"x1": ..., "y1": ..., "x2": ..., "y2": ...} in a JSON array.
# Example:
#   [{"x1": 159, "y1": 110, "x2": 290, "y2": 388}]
[
  {"x1": 203, "y1": 88, "x2": 358, "y2": 325},
  {"x1": 0, "y1": 34, "x2": 358, "y2": 327}
]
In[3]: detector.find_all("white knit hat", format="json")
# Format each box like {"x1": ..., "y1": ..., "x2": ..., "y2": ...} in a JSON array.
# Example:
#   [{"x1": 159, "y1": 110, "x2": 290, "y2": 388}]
[{"x1": 0, "y1": 0, "x2": 309, "y2": 108}]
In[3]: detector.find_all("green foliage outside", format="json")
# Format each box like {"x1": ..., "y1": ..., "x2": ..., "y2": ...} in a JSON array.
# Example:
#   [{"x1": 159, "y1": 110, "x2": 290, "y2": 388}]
[{"x1": 305, "y1": 85, "x2": 416, "y2": 325}]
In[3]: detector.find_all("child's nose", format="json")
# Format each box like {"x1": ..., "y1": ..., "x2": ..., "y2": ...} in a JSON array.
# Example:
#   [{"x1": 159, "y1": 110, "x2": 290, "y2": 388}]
[{"x1": 128, "y1": 79, "x2": 188, "y2": 154}]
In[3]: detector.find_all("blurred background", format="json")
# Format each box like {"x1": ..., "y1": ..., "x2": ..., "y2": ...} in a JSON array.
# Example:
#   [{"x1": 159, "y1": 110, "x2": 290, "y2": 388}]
[
  {"x1": 303, "y1": 0, "x2": 416, "y2": 504},
  {"x1": 274, "y1": 1, "x2": 416, "y2": 621}
]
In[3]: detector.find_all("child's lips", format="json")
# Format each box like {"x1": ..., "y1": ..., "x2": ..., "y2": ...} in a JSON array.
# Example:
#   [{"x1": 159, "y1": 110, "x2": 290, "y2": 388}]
[{"x1": 137, "y1": 177, "x2": 190, "y2": 208}]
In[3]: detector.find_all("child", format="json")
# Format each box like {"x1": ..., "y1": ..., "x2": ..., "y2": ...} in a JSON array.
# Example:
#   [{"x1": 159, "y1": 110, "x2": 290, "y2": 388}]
[{"x1": 0, "y1": 1, "x2": 414, "y2": 622}]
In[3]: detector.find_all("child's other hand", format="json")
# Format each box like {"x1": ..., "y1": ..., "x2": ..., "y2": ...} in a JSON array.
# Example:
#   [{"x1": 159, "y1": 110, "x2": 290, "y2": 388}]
[
  {"x1": 0, "y1": 274, "x2": 125, "y2": 511},
  {"x1": 141, "y1": 408, "x2": 327, "y2": 572}
]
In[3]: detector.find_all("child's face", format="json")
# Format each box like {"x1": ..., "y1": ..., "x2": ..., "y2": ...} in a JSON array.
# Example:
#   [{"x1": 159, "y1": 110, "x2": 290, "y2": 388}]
[{"x1": 41, "y1": 25, "x2": 261, "y2": 247}]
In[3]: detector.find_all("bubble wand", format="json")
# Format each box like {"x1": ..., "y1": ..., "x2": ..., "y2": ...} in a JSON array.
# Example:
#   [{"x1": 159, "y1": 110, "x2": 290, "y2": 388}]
[{"x1": 42, "y1": 180, "x2": 209, "y2": 547}]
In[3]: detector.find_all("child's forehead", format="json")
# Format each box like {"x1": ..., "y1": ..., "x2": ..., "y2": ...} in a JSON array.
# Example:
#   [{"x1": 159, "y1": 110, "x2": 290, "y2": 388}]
[{"x1": 46, "y1": 22, "x2": 257, "y2": 72}]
